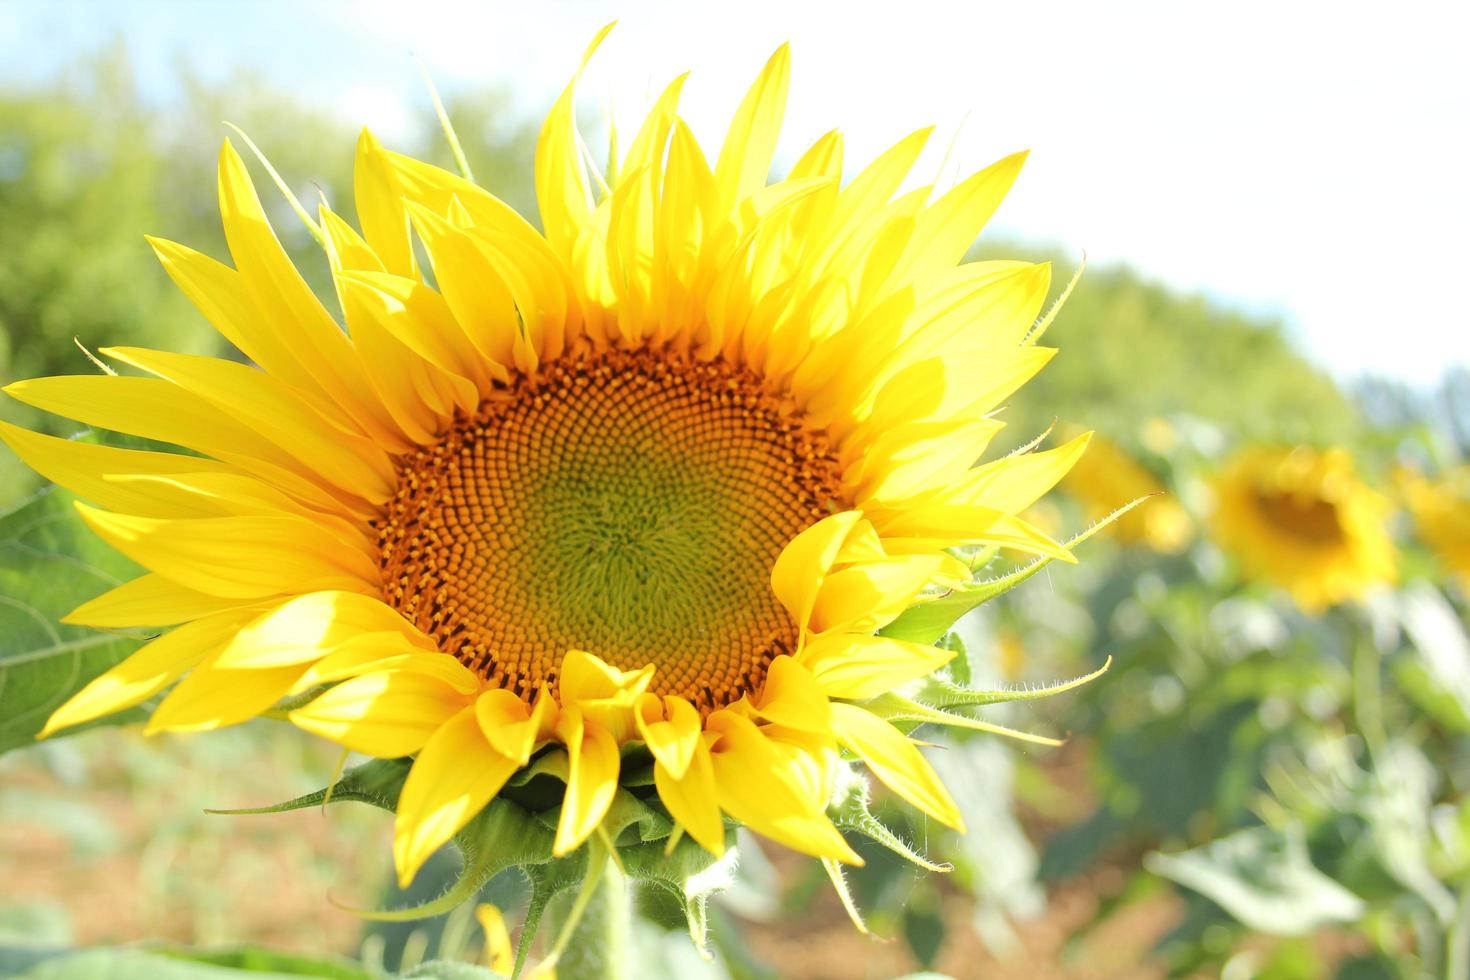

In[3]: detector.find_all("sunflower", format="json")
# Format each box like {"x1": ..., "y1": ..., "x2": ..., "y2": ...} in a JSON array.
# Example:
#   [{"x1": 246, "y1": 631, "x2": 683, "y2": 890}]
[
  {"x1": 1059, "y1": 429, "x2": 1192, "y2": 553},
  {"x1": 1211, "y1": 446, "x2": 1395, "y2": 612},
  {"x1": 4, "y1": 32, "x2": 1086, "y2": 887},
  {"x1": 1399, "y1": 466, "x2": 1470, "y2": 586}
]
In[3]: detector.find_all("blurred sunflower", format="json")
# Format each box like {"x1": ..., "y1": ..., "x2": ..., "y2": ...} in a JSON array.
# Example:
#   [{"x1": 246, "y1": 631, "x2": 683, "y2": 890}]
[
  {"x1": 1399, "y1": 466, "x2": 1470, "y2": 586},
  {"x1": 1211, "y1": 446, "x2": 1395, "y2": 612},
  {"x1": 1060, "y1": 429, "x2": 1192, "y2": 553},
  {"x1": 3, "y1": 32, "x2": 1086, "y2": 886}
]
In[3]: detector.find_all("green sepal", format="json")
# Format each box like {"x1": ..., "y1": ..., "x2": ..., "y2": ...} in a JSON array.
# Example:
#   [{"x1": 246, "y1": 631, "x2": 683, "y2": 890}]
[
  {"x1": 881, "y1": 495, "x2": 1155, "y2": 645},
  {"x1": 215, "y1": 752, "x2": 733, "y2": 968},
  {"x1": 831, "y1": 769, "x2": 951, "y2": 874},
  {"x1": 913, "y1": 657, "x2": 1112, "y2": 709},
  {"x1": 204, "y1": 756, "x2": 412, "y2": 815},
  {"x1": 864, "y1": 691, "x2": 1065, "y2": 747}
]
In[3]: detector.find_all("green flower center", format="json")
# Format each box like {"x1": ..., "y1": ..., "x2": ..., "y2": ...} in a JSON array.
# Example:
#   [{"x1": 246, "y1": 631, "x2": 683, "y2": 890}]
[{"x1": 375, "y1": 348, "x2": 844, "y2": 711}]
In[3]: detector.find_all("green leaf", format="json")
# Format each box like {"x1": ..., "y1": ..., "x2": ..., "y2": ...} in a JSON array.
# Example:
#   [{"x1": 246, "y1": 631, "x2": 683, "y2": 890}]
[
  {"x1": 900, "y1": 902, "x2": 946, "y2": 968},
  {"x1": 1145, "y1": 824, "x2": 1366, "y2": 936},
  {"x1": 398, "y1": 963, "x2": 506, "y2": 980},
  {"x1": 0, "y1": 487, "x2": 146, "y2": 755},
  {"x1": 14, "y1": 947, "x2": 363, "y2": 979},
  {"x1": 161, "y1": 947, "x2": 372, "y2": 978}
]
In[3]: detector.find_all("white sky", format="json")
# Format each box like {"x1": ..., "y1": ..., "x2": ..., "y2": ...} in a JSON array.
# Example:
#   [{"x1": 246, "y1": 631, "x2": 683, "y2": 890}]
[{"x1": 5, "y1": 0, "x2": 1469, "y2": 386}]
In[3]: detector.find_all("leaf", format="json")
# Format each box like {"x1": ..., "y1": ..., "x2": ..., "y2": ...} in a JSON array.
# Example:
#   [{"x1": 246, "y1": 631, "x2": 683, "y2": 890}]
[
  {"x1": 398, "y1": 963, "x2": 506, "y2": 980},
  {"x1": 1396, "y1": 583, "x2": 1470, "y2": 728},
  {"x1": 162, "y1": 947, "x2": 372, "y2": 978},
  {"x1": 1145, "y1": 824, "x2": 1366, "y2": 936},
  {"x1": 13, "y1": 947, "x2": 362, "y2": 979},
  {"x1": 0, "y1": 487, "x2": 146, "y2": 754}
]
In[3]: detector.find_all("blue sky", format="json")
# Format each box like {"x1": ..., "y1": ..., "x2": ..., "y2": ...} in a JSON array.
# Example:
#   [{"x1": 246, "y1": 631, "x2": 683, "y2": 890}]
[{"x1": 5, "y1": 0, "x2": 1468, "y2": 386}]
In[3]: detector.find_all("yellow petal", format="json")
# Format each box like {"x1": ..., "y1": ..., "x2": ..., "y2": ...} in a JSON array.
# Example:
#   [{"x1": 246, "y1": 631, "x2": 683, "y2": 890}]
[
  {"x1": 850, "y1": 417, "x2": 1007, "y2": 505},
  {"x1": 833, "y1": 518, "x2": 886, "y2": 566},
  {"x1": 289, "y1": 635, "x2": 474, "y2": 693},
  {"x1": 769, "y1": 510, "x2": 865, "y2": 639},
  {"x1": 899, "y1": 150, "x2": 1027, "y2": 276},
  {"x1": 210, "y1": 591, "x2": 431, "y2": 669},
  {"x1": 714, "y1": 44, "x2": 790, "y2": 210},
  {"x1": 394, "y1": 705, "x2": 518, "y2": 886},
  {"x1": 0, "y1": 420, "x2": 238, "y2": 519},
  {"x1": 859, "y1": 345, "x2": 1056, "y2": 436},
  {"x1": 633, "y1": 694, "x2": 701, "y2": 779},
  {"x1": 553, "y1": 708, "x2": 621, "y2": 856},
  {"x1": 829, "y1": 702, "x2": 964, "y2": 831},
  {"x1": 383, "y1": 150, "x2": 579, "y2": 358},
  {"x1": 706, "y1": 711, "x2": 861, "y2": 864},
  {"x1": 753, "y1": 656, "x2": 831, "y2": 733},
  {"x1": 103, "y1": 346, "x2": 394, "y2": 503},
  {"x1": 476, "y1": 904, "x2": 515, "y2": 976},
  {"x1": 353, "y1": 128, "x2": 418, "y2": 279},
  {"x1": 476, "y1": 687, "x2": 548, "y2": 766},
  {"x1": 622, "y1": 73, "x2": 688, "y2": 178},
  {"x1": 98, "y1": 470, "x2": 335, "y2": 526},
  {"x1": 809, "y1": 555, "x2": 946, "y2": 634},
  {"x1": 75, "y1": 504, "x2": 380, "y2": 600},
  {"x1": 536, "y1": 23, "x2": 616, "y2": 261},
  {"x1": 336, "y1": 269, "x2": 497, "y2": 397},
  {"x1": 787, "y1": 129, "x2": 844, "y2": 183},
  {"x1": 558, "y1": 649, "x2": 654, "y2": 704},
  {"x1": 40, "y1": 610, "x2": 252, "y2": 737},
  {"x1": 289, "y1": 669, "x2": 472, "y2": 757},
  {"x1": 217, "y1": 139, "x2": 385, "y2": 435},
  {"x1": 145, "y1": 234, "x2": 354, "y2": 428},
  {"x1": 4, "y1": 375, "x2": 358, "y2": 518},
  {"x1": 653, "y1": 738, "x2": 725, "y2": 857},
  {"x1": 63, "y1": 573, "x2": 251, "y2": 628},
  {"x1": 796, "y1": 633, "x2": 955, "y2": 700},
  {"x1": 815, "y1": 263, "x2": 1048, "y2": 424},
  {"x1": 146, "y1": 657, "x2": 307, "y2": 733},
  {"x1": 875, "y1": 505, "x2": 1077, "y2": 562},
  {"x1": 947, "y1": 432, "x2": 1092, "y2": 514},
  {"x1": 320, "y1": 205, "x2": 444, "y2": 447},
  {"x1": 406, "y1": 203, "x2": 525, "y2": 373}
]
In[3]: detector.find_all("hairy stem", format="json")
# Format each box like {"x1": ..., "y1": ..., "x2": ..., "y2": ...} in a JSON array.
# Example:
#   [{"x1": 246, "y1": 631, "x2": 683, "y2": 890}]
[{"x1": 550, "y1": 854, "x2": 630, "y2": 980}]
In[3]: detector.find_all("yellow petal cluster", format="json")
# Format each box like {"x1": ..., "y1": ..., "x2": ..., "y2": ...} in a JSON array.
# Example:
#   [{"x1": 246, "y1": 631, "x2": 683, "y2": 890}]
[
  {"x1": 1399, "y1": 466, "x2": 1470, "y2": 587},
  {"x1": 5, "y1": 33, "x2": 1088, "y2": 885}
]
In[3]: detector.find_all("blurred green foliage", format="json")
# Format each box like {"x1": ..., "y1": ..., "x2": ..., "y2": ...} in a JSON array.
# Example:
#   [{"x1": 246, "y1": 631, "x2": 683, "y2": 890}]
[
  {"x1": 984, "y1": 244, "x2": 1362, "y2": 447},
  {"x1": 0, "y1": 49, "x2": 535, "y2": 508}
]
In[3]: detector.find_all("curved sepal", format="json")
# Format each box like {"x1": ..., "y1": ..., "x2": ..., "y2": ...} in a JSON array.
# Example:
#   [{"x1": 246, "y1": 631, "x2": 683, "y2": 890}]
[{"x1": 882, "y1": 495, "x2": 1155, "y2": 644}]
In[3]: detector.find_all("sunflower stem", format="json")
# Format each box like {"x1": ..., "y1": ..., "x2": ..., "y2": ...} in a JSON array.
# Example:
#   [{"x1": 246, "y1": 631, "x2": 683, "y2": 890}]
[{"x1": 548, "y1": 851, "x2": 630, "y2": 980}]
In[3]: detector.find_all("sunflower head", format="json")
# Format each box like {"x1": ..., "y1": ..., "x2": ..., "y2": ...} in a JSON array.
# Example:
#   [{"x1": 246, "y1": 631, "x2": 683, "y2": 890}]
[
  {"x1": 4, "y1": 30, "x2": 1097, "y2": 933},
  {"x1": 1399, "y1": 465, "x2": 1470, "y2": 587},
  {"x1": 1211, "y1": 445, "x2": 1396, "y2": 611}
]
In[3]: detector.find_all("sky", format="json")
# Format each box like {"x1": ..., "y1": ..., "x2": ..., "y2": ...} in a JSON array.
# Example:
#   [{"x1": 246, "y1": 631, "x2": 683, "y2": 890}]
[{"x1": 4, "y1": 0, "x2": 1468, "y2": 386}]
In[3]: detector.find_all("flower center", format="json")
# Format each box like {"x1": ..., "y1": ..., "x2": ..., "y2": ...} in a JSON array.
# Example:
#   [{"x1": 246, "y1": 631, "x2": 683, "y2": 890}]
[
  {"x1": 376, "y1": 348, "x2": 845, "y2": 711},
  {"x1": 1254, "y1": 489, "x2": 1344, "y2": 545}
]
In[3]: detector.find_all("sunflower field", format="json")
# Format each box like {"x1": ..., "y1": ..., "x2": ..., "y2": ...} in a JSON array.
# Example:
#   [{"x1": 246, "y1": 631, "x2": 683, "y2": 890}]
[{"x1": 2, "y1": 35, "x2": 1468, "y2": 980}]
